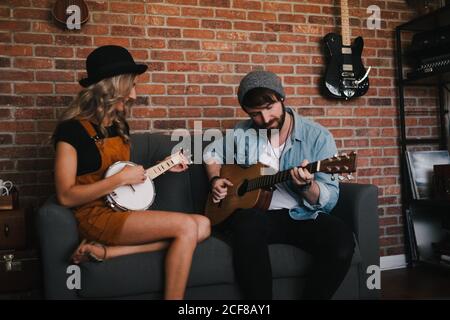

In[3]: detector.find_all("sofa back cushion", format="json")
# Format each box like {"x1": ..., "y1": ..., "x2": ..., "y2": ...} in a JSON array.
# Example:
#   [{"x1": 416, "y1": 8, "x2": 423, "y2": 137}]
[{"x1": 130, "y1": 133, "x2": 209, "y2": 214}]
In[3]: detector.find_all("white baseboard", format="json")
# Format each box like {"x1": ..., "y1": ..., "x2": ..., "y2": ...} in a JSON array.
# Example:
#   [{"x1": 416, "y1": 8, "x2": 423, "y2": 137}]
[{"x1": 380, "y1": 254, "x2": 407, "y2": 270}]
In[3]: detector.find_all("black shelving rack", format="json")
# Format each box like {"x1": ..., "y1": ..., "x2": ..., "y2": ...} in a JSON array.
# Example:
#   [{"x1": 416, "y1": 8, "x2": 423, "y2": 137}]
[{"x1": 395, "y1": 5, "x2": 450, "y2": 268}]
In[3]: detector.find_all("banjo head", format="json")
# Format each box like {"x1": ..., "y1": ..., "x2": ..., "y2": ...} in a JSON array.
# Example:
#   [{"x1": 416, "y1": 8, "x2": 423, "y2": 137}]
[{"x1": 105, "y1": 161, "x2": 155, "y2": 211}]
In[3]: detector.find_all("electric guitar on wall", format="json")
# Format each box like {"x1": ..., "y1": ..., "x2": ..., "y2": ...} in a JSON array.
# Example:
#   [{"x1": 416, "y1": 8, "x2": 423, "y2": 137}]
[
  {"x1": 205, "y1": 152, "x2": 357, "y2": 226},
  {"x1": 323, "y1": 0, "x2": 371, "y2": 100}
]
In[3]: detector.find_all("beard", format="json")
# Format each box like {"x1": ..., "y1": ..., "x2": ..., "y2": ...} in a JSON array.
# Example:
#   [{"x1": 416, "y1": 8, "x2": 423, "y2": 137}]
[{"x1": 253, "y1": 103, "x2": 286, "y2": 132}]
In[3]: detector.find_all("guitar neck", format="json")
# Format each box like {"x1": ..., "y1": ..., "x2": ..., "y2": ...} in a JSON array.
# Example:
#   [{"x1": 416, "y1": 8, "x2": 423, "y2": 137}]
[
  {"x1": 145, "y1": 157, "x2": 179, "y2": 180},
  {"x1": 340, "y1": 0, "x2": 351, "y2": 46},
  {"x1": 246, "y1": 162, "x2": 318, "y2": 192}
]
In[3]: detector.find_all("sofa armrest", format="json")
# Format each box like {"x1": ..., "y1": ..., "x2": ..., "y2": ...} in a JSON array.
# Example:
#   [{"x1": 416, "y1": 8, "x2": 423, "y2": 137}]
[
  {"x1": 37, "y1": 196, "x2": 80, "y2": 300},
  {"x1": 332, "y1": 183, "x2": 380, "y2": 299}
]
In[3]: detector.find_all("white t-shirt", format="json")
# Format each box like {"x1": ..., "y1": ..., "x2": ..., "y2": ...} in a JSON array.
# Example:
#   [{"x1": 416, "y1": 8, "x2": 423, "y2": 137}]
[{"x1": 259, "y1": 140, "x2": 299, "y2": 210}]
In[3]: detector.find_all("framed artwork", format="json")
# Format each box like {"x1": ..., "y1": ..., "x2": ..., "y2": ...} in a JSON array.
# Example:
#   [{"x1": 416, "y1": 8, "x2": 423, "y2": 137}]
[{"x1": 406, "y1": 150, "x2": 450, "y2": 199}]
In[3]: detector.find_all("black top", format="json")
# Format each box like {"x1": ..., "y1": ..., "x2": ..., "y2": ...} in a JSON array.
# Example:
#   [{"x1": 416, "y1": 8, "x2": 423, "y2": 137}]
[{"x1": 53, "y1": 119, "x2": 129, "y2": 176}]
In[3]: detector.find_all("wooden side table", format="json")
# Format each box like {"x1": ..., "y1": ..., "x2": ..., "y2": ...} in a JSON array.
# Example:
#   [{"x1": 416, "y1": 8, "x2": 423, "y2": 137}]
[
  {"x1": 0, "y1": 208, "x2": 43, "y2": 298},
  {"x1": 0, "y1": 208, "x2": 26, "y2": 250}
]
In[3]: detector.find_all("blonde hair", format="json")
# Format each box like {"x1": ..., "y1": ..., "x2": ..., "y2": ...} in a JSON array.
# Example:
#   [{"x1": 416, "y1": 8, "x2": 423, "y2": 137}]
[{"x1": 55, "y1": 73, "x2": 136, "y2": 143}]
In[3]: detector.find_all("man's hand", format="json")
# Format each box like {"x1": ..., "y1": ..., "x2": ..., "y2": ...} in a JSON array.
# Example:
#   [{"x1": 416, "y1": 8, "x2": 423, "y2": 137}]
[
  {"x1": 211, "y1": 178, "x2": 233, "y2": 203},
  {"x1": 290, "y1": 159, "x2": 314, "y2": 188}
]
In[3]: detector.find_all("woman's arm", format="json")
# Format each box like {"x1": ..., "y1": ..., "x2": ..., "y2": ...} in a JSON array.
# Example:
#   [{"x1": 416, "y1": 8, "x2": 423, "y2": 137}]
[{"x1": 54, "y1": 141, "x2": 144, "y2": 208}]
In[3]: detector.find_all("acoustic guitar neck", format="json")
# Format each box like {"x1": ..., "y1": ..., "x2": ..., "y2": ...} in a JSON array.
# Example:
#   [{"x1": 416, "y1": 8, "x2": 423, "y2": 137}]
[{"x1": 245, "y1": 152, "x2": 357, "y2": 192}]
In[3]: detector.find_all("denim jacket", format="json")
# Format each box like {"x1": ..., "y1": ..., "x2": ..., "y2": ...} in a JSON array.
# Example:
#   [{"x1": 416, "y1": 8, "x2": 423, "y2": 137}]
[{"x1": 203, "y1": 107, "x2": 339, "y2": 220}]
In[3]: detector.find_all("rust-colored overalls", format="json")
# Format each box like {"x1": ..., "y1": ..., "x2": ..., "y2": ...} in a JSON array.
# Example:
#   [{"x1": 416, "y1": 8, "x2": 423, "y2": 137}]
[{"x1": 74, "y1": 120, "x2": 132, "y2": 245}]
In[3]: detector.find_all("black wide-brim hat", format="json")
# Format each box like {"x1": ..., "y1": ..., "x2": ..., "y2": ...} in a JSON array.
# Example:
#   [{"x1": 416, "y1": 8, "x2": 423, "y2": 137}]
[{"x1": 79, "y1": 45, "x2": 148, "y2": 87}]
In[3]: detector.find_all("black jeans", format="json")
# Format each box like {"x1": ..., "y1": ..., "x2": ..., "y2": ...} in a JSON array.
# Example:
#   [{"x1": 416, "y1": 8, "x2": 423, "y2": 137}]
[{"x1": 218, "y1": 208, "x2": 355, "y2": 300}]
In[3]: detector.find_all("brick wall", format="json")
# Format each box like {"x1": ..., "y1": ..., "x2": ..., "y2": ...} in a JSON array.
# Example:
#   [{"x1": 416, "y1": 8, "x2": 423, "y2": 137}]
[{"x1": 0, "y1": 0, "x2": 439, "y2": 256}]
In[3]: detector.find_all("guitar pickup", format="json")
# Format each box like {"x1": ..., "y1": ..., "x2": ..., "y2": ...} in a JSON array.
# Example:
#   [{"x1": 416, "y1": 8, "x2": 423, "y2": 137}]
[
  {"x1": 341, "y1": 72, "x2": 354, "y2": 77},
  {"x1": 342, "y1": 79, "x2": 358, "y2": 88}
]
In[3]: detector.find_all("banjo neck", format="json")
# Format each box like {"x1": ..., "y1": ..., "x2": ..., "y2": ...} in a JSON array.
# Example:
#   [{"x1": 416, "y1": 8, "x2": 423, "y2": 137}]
[{"x1": 145, "y1": 151, "x2": 183, "y2": 180}]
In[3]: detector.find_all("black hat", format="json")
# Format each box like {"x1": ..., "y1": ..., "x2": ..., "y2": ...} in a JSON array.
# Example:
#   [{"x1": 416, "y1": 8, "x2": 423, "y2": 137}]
[{"x1": 79, "y1": 45, "x2": 148, "y2": 87}]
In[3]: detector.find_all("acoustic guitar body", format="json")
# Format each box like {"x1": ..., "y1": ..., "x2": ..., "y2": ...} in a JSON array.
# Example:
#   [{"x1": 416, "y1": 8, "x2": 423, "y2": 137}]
[{"x1": 205, "y1": 163, "x2": 272, "y2": 226}]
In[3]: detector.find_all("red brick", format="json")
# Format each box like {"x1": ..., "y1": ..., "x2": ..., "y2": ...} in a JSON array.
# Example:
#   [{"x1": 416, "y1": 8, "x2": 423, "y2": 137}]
[
  {"x1": 35, "y1": 46, "x2": 73, "y2": 58},
  {"x1": 14, "y1": 33, "x2": 52, "y2": 44},
  {"x1": 132, "y1": 108, "x2": 167, "y2": 118},
  {"x1": 233, "y1": 0, "x2": 260, "y2": 10},
  {"x1": 111, "y1": 2, "x2": 145, "y2": 14},
  {"x1": 147, "y1": 4, "x2": 180, "y2": 16},
  {"x1": 15, "y1": 83, "x2": 53, "y2": 94},
  {"x1": 234, "y1": 21, "x2": 263, "y2": 31},
  {"x1": 187, "y1": 97, "x2": 218, "y2": 106},
  {"x1": 36, "y1": 71, "x2": 74, "y2": 82},
  {"x1": 168, "y1": 40, "x2": 200, "y2": 50},
  {"x1": 202, "y1": 20, "x2": 231, "y2": 29},
  {"x1": 0, "y1": 45, "x2": 32, "y2": 56},
  {"x1": 94, "y1": 37, "x2": 130, "y2": 47},
  {"x1": 111, "y1": 26, "x2": 145, "y2": 37},
  {"x1": 152, "y1": 96, "x2": 185, "y2": 106},
  {"x1": 167, "y1": 63, "x2": 199, "y2": 72},
  {"x1": 151, "y1": 51, "x2": 184, "y2": 61},
  {"x1": 167, "y1": 17, "x2": 199, "y2": 28},
  {"x1": 92, "y1": 13, "x2": 129, "y2": 24},
  {"x1": 153, "y1": 120, "x2": 186, "y2": 130},
  {"x1": 14, "y1": 57, "x2": 52, "y2": 69},
  {"x1": 148, "y1": 27, "x2": 181, "y2": 38},
  {"x1": 152, "y1": 73, "x2": 185, "y2": 83},
  {"x1": 183, "y1": 29, "x2": 215, "y2": 39},
  {"x1": 200, "y1": 0, "x2": 230, "y2": 7},
  {"x1": 169, "y1": 108, "x2": 202, "y2": 118},
  {"x1": 0, "y1": 70, "x2": 33, "y2": 81}
]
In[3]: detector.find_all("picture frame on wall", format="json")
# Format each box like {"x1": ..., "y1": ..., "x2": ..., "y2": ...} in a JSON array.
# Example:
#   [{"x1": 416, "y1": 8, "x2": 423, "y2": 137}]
[{"x1": 406, "y1": 150, "x2": 450, "y2": 199}]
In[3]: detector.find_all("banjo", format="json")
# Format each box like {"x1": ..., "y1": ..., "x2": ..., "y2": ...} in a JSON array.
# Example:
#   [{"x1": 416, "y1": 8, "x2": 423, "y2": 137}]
[{"x1": 104, "y1": 149, "x2": 189, "y2": 211}]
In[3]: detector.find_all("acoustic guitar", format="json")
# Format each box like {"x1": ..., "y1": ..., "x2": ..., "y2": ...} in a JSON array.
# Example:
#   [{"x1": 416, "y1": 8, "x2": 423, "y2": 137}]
[
  {"x1": 205, "y1": 152, "x2": 357, "y2": 225},
  {"x1": 322, "y1": 0, "x2": 371, "y2": 100},
  {"x1": 52, "y1": 0, "x2": 89, "y2": 29}
]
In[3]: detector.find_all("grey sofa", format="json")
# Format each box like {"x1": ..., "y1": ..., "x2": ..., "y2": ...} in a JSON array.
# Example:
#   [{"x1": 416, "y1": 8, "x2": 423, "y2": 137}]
[{"x1": 37, "y1": 133, "x2": 380, "y2": 300}]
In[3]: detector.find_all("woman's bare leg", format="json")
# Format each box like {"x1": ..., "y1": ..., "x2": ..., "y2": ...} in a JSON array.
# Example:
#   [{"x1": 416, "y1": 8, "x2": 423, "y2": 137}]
[
  {"x1": 72, "y1": 240, "x2": 170, "y2": 263},
  {"x1": 115, "y1": 210, "x2": 201, "y2": 300},
  {"x1": 190, "y1": 214, "x2": 211, "y2": 243},
  {"x1": 72, "y1": 214, "x2": 210, "y2": 262}
]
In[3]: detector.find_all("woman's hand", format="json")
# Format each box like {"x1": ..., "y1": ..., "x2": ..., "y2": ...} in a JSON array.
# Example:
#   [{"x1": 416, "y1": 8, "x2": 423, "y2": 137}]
[
  {"x1": 167, "y1": 153, "x2": 190, "y2": 173},
  {"x1": 118, "y1": 165, "x2": 146, "y2": 186}
]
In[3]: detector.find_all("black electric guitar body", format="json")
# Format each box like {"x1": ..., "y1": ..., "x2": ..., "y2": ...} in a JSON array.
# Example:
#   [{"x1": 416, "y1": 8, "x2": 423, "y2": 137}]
[{"x1": 322, "y1": 0, "x2": 370, "y2": 100}]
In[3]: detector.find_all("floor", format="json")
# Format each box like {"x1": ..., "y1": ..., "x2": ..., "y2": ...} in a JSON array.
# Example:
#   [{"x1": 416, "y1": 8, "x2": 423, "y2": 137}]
[{"x1": 382, "y1": 264, "x2": 450, "y2": 299}]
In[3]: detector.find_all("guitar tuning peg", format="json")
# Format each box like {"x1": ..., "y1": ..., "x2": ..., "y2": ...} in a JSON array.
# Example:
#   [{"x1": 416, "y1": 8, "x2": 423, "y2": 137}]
[
  {"x1": 338, "y1": 175, "x2": 345, "y2": 181},
  {"x1": 347, "y1": 174, "x2": 354, "y2": 180},
  {"x1": 331, "y1": 174, "x2": 335, "y2": 181}
]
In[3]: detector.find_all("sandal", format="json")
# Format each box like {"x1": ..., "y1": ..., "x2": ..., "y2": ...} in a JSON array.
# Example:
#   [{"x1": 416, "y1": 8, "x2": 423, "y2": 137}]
[{"x1": 71, "y1": 239, "x2": 108, "y2": 264}]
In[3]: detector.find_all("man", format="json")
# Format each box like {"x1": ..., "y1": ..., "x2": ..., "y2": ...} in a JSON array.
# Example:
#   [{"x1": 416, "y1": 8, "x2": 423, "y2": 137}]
[{"x1": 203, "y1": 70, "x2": 355, "y2": 299}]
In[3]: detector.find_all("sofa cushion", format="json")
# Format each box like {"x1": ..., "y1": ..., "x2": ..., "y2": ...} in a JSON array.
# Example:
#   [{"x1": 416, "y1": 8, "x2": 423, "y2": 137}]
[{"x1": 77, "y1": 235, "x2": 361, "y2": 298}]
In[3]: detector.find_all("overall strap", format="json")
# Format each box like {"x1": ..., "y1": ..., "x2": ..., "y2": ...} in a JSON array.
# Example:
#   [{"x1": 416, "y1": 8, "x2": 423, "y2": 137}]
[{"x1": 79, "y1": 119, "x2": 102, "y2": 144}]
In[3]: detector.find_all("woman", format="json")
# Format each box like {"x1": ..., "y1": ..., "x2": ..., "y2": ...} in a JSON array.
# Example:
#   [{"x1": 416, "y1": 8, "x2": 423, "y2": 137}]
[{"x1": 53, "y1": 45, "x2": 210, "y2": 300}]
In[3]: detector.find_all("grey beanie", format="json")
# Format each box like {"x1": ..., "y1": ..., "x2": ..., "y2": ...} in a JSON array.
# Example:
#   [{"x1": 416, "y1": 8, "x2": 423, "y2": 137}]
[{"x1": 237, "y1": 70, "x2": 285, "y2": 107}]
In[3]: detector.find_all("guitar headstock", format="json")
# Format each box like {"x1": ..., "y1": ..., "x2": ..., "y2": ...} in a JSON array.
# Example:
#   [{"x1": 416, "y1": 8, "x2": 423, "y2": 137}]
[{"x1": 313, "y1": 151, "x2": 357, "y2": 181}]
